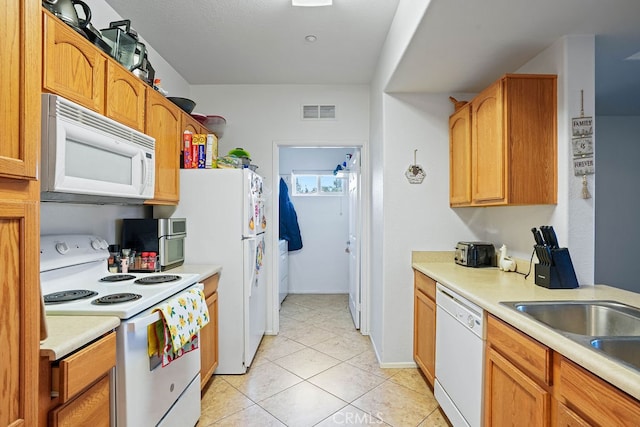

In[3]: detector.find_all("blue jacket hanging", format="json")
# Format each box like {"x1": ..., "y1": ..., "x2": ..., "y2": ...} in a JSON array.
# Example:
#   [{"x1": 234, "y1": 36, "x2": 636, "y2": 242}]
[{"x1": 279, "y1": 178, "x2": 303, "y2": 251}]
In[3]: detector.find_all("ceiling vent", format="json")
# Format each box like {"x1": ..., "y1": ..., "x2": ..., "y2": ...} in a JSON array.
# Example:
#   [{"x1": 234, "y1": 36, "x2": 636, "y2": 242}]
[{"x1": 302, "y1": 104, "x2": 336, "y2": 120}]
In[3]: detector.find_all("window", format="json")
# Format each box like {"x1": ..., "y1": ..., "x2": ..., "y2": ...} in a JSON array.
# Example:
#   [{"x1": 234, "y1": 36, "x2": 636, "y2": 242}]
[{"x1": 291, "y1": 172, "x2": 345, "y2": 196}]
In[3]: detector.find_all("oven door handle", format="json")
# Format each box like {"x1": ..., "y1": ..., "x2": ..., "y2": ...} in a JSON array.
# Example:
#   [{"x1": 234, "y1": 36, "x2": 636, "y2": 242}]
[
  {"x1": 127, "y1": 311, "x2": 162, "y2": 332},
  {"x1": 126, "y1": 283, "x2": 204, "y2": 332}
]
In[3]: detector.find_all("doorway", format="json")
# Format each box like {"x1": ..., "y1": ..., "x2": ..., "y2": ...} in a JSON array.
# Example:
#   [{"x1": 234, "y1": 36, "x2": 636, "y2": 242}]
[{"x1": 271, "y1": 142, "x2": 368, "y2": 336}]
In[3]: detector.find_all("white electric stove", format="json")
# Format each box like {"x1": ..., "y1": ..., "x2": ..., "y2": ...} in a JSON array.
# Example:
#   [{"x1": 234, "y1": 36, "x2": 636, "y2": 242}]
[{"x1": 40, "y1": 234, "x2": 202, "y2": 427}]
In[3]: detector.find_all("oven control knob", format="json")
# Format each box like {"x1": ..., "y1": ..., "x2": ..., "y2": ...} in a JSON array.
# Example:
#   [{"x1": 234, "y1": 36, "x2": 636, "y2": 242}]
[
  {"x1": 91, "y1": 239, "x2": 102, "y2": 250},
  {"x1": 467, "y1": 315, "x2": 475, "y2": 329},
  {"x1": 55, "y1": 242, "x2": 69, "y2": 255}
]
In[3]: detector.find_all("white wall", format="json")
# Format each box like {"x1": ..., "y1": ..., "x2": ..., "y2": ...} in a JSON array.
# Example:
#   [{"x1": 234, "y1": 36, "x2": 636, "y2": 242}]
[
  {"x1": 368, "y1": 0, "x2": 433, "y2": 367},
  {"x1": 40, "y1": 203, "x2": 147, "y2": 244},
  {"x1": 371, "y1": 1, "x2": 596, "y2": 365},
  {"x1": 279, "y1": 147, "x2": 354, "y2": 294},
  {"x1": 595, "y1": 116, "x2": 640, "y2": 293},
  {"x1": 188, "y1": 84, "x2": 369, "y2": 331}
]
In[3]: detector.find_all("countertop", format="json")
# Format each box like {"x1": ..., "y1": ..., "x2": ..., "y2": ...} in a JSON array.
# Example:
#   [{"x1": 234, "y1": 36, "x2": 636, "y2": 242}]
[
  {"x1": 412, "y1": 257, "x2": 640, "y2": 401},
  {"x1": 168, "y1": 264, "x2": 222, "y2": 281},
  {"x1": 40, "y1": 264, "x2": 222, "y2": 361},
  {"x1": 40, "y1": 316, "x2": 120, "y2": 361}
]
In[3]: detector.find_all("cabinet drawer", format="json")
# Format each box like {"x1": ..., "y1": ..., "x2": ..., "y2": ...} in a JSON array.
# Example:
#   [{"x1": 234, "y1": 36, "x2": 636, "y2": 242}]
[
  {"x1": 202, "y1": 273, "x2": 220, "y2": 298},
  {"x1": 556, "y1": 355, "x2": 640, "y2": 426},
  {"x1": 54, "y1": 332, "x2": 116, "y2": 403},
  {"x1": 414, "y1": 270, "x2": 436, "y2": 301},
  {"x1": 487, "y1": 315, "x2": 551, "y2": 385},
  {"x1": 50, "y1": 374, "x2": 111, "y2": 427}
]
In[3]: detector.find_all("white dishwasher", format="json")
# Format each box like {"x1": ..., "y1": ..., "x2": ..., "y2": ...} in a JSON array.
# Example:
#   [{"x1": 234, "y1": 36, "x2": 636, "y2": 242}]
[{"x1": 434, "y1": 283, "x2": 485, "y2": 427}]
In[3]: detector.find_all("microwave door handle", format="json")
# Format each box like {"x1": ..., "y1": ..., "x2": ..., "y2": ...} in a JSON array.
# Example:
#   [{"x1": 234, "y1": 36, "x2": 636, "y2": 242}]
[{"x1": 140, "y1": 154, "x2": 147, "y2": 194}]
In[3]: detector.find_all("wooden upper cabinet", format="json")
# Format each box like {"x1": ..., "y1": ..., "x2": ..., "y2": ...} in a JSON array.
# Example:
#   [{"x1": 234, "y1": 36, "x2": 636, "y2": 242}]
[
  {"x1": 42, "y1": 9, "x2": 105, "y2": 114},
  {"x1": 183, "y1": 114, "x2": 210, "y2": 135},
  {"x1": 145, "y1": 87, "x2": 181, "y2": 204},
  {"x1": 0, "y1": 0, "x2": 40, "y2": 180},
  {"x1": 105, "y1": 61, "x2": 146, "y2": 132},
  {"x1": 183, "y1": 114, "x2": 201, "y2": 134},
  {"x1": 472, "y1": 80, "x2": 505, "y2": 204},
  {"x1": 451, "y1": 74, "x2": 557, "y2": 207},
  {"x1": 449, "y1": 103, "x2": 472, "y2": 205}
]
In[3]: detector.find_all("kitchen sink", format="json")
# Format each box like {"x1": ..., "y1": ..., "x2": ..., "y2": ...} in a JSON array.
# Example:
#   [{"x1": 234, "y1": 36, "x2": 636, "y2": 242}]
[
  {"x1": 591, "y1": 337, "x2": 640, "y2": 371},
  {"x1": 501, "y1": 300, "x2": 640, "y2": 371},
  {"x1": 501, "y1": 300, "x2": 640, "y2": 336}
]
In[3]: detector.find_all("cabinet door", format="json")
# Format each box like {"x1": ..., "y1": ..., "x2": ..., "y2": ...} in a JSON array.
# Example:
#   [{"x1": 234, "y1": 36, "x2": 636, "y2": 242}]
[
  {"x1": 0, "y1": 0, "x2": 40, "y2": 180},
  {"x1": 200, "y1": 291, "x2": 219, "y2": 389},
  {"x1": 183, "y1": 114, "x2": 201, "y2": 135},
  {"x1": 0, "y1": 199, "x2": 40, "y2": 427},
  {"x1": 183, "y1": 114, "x2": 211, "y2": 137},
  {"x1": 42, "y1": 11, "x2": 106, "y2": 113},
  {"x1": 105, "y1": 61, "x2": 146, "y2": 132},
  {"x1": 449, "y1": 103, "x2": 472, "y2": 205},
  {"x1": 414, "y1": 290, "x2": 436, "y2": 386},
  {"x1": 485, "y1": 347, "x2": 550, "y2": 426},
  {"x1": 472, "y1": 80, "x2": 505, "y2": 204},
  {"x1": 145, "y1": 88, "x2": 181, "y2": 204}
]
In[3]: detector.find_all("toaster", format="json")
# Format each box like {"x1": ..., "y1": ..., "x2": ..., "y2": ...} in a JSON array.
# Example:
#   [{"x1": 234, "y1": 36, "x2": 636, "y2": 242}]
[{"x1": 455, "y1": 242, "x2": 496, "y2": 267}]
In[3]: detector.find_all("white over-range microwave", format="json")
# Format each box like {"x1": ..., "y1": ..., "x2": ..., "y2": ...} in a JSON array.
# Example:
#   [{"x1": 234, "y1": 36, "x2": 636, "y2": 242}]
[{"x1": 41, "y1": 94, "x2": 155, "y2": 204}]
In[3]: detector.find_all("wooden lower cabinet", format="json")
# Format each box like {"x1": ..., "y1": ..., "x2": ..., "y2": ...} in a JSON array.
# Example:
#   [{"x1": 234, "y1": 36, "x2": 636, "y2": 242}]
[
  {"x1": 0, "y1": 195, "x2": 40, "y2": 427},
  {"x1": 485, "y1": 346, "x2": 551, "y2": 426},
  {"x1": 200, "y1": 273, "x2": 220, "y2": 389},
  {"x1": 485, "y1": 315, "x2": 552, "y2": 426},
  {"x1": 554, "y1": 354, "x2": 640, "y2": 426},
  {"x1": 39, "y1": 332, "x2": 116, "y2": 427},
  {"x1": 555, "y1": 402, "x2": 591, "y2": 427},
  {"x1": 485, "y1": 314, "x2": 640, "y2": 427},
  {"x1": 413, "y1": 270, "x2": 436, "y2": 386},
  {"x1": 50, "y1": 375, "x2": 111, "y2": 427}
]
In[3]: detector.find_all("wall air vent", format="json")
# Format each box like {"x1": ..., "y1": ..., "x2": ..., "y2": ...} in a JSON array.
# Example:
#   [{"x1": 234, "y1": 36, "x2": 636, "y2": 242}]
[{"x1": 302, "y1": 104, "x2": 336, "y2": 120}]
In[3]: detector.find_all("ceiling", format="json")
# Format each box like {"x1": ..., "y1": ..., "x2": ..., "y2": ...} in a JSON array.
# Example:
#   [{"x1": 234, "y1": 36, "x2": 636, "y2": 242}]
[
  {"x1": 102, "y1": 0, "x2": 640, "y2": 115},
  {"x1": 101, "y1": 0, "x2": 399, "y2": 85}
]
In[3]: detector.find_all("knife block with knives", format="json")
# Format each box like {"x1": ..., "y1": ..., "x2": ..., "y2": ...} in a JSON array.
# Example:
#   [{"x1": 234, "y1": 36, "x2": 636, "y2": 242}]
[{"x1": 532, "y1": 226, "x2": 579, "y2": 289}]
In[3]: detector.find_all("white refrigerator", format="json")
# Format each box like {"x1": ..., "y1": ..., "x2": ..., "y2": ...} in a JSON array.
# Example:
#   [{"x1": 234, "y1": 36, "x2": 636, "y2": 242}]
[{"x1": 163, "y1": 168, "x2": 267, "y2": 374}]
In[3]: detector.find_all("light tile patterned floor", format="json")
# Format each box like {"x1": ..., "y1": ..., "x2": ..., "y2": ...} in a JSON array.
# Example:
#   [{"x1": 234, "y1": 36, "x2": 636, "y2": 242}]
[{"x1": 199, "y1": 294, "x2": 450, "y2": 427}]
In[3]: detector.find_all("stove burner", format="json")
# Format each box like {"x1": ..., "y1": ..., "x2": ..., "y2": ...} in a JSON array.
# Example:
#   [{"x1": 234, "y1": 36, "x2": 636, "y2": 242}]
[
  {"x1": 44, "y1": 289, "x2": 99, "y2": 305},
  {"x1": 99, "y1": 274, "x2": 136, "y2": 282},
  {"x1": 91, "y1": 293, "x2": 142, "y2": 305},
  {"x1": 134, "y1": 275, "x2": 180, "y2": 285}
]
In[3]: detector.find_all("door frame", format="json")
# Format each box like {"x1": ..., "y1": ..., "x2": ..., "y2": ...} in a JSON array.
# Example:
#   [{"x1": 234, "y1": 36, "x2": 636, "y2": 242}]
[{"x1": 270, "y1": 140, "x2": 370, "y2": 336}]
